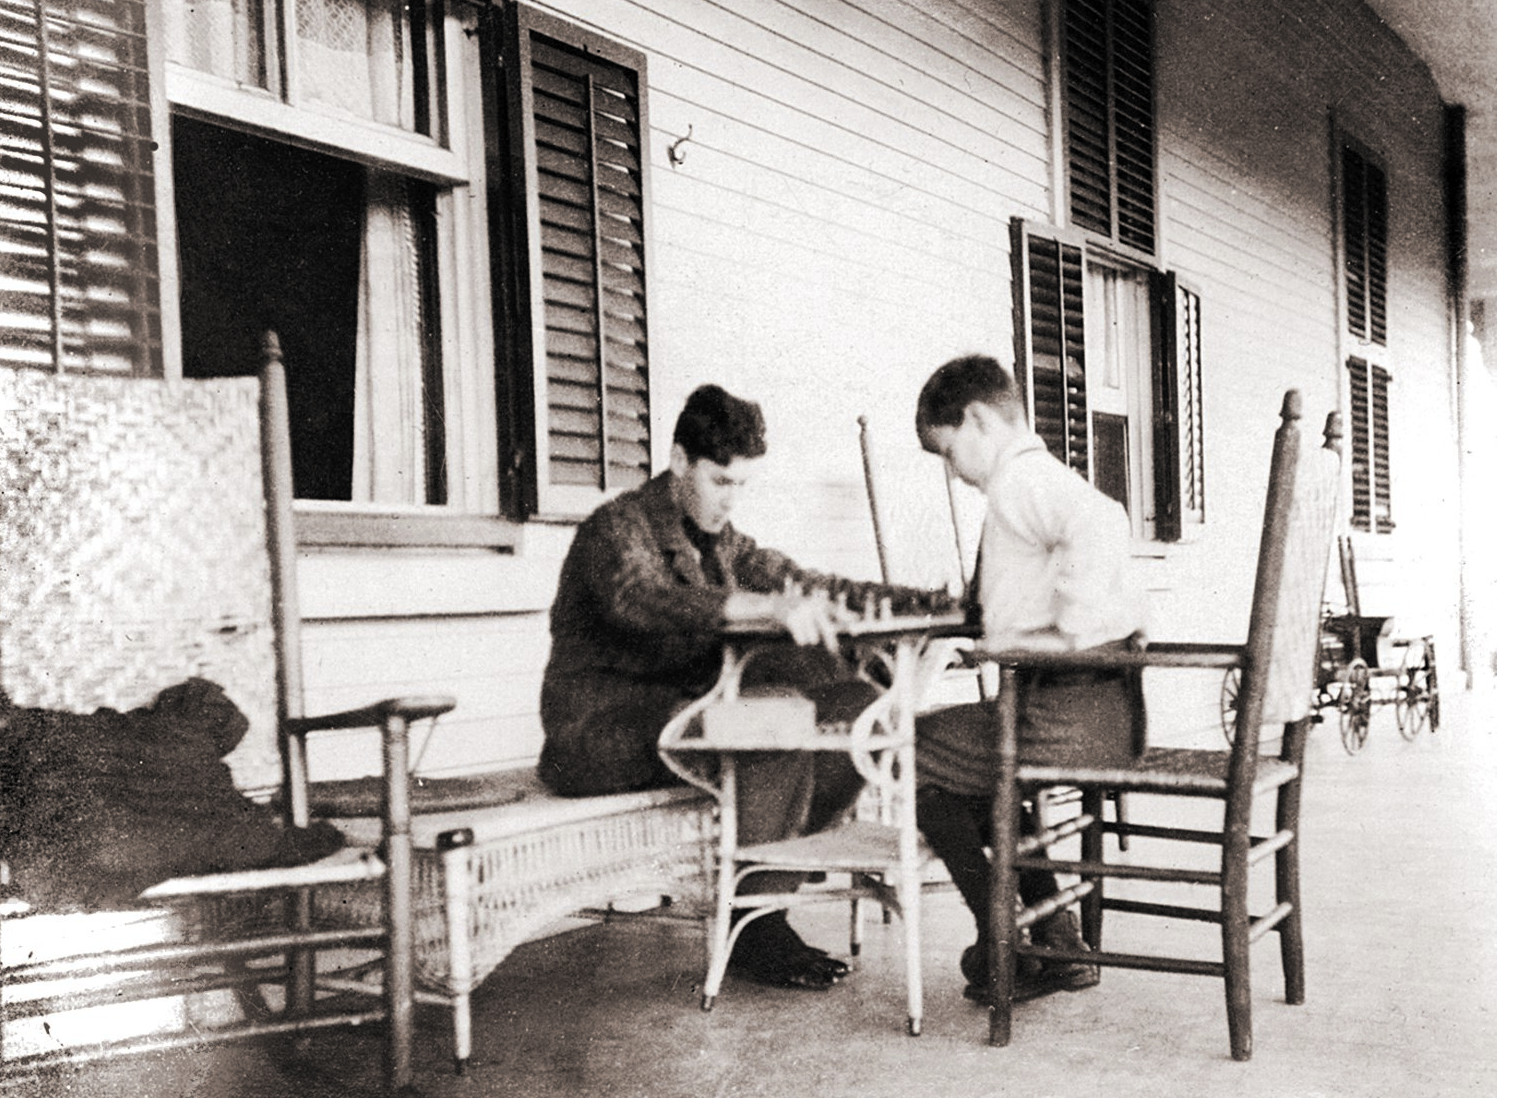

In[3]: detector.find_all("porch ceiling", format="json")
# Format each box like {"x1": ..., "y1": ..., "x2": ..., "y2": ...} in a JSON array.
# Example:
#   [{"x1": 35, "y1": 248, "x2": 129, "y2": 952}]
[{"x1": 1363, "y1": 0, "x2": 1498, "y2": 307}]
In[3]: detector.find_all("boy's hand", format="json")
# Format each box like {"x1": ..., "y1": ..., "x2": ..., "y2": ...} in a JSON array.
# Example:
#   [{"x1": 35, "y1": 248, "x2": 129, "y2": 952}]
[
  {"x1": 769, "y1": 590, "x2": 840, "y2": 653},
  {"x1": 722, "y1": 588, "x2": 840, "y2": 653}
]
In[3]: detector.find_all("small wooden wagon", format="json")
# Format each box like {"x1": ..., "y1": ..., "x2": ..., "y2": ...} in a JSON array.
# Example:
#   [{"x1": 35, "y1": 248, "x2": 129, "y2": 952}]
[{"x1": 1221, "y1": 537, "x2": 1440, "y2": 753}]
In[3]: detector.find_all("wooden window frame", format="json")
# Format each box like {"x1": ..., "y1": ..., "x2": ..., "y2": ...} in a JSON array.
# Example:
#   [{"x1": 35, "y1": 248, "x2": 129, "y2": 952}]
[
  {"x1": 1010, "y1": 219, "x2": 1203, "y2": 544},
  {"x1": 158, "y1": 2, "x2": 516, "y2": 550},
  {"x1": 483, "y1": 3, "x2": 654, "y2": 522}
]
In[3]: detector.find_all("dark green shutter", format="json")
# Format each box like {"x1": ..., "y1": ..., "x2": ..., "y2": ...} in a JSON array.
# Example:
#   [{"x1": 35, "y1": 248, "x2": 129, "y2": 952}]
[
  {"x1": 528, "y1": 30, "x2": 650, "y2": 491},
  {"x1": 1012, "y1": 221, "x2": 1088, "y2": 479},
  {"x1": 1342, "y1": 144, "x2": 1388, "y2": 345},
  {"x1": 1370, "y1": 363, "x2": 1391, "y2": 531},
  {"x1": 0, "y1": 0, "x2": 161, "y2": 377},
  {"x1": 1347, "y1": 357, "x2": 1392, "y2": 533},
  {"x1": 1064, "y1": 0, "x2": 1156, "y2": 255},
  {"x1": 1150, "y1": 272, "x2": 1203, "y2": 540},
  {"x1": 1177, "y1": 282, "x2": 1204, "y2": 523}
]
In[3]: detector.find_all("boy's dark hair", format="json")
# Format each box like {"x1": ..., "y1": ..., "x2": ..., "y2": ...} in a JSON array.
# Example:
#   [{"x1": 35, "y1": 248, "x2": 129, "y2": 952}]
[
  {"x1": 915, "y1": 355, "x2": 1025, "y2": 450},
  {"x1": 673, "y1": 384, "x2": 767, "y2": 465}
]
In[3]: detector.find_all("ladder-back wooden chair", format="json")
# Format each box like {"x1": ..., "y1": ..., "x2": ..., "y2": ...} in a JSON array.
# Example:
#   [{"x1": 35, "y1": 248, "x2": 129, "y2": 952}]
[
  {"x1": 0, "y1": 336, "x2": 452, "y2": 1090},
  {"x1": 979, "y1": 391, "x2": 1342, "y2": 1061}
]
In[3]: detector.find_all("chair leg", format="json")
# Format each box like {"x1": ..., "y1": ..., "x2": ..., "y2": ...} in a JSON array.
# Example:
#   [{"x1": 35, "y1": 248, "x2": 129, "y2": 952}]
[
  {"x1": 897, "y1": 827, "x2": 924, "y2": 1036},
  {"x1": 1111, "y1": 791, "x2": 1130, "y2": 852},
  {"x1": 286, "y1": 888, "x2": 316, "y2": 1017},
  {"x1": 1221, "y1": 850, "x2": 1253, "y2": 1062},
  {"x1": 379, "y1": 714, "x2": 417, "y2": 1093},
  {"x1": 703, "y1": 757, "x2": 741, "y2": 1011},
  {"x1": 1277, "y1": 842, "x2": 1306, "y2": 1007},
  {"x1": 1276, "y1": 723, "x2": 1309, "y2": 1006},
  {"x1": 1081, "y1": 790, "x2": 1105, "y2": 949},
  {"x1": 439, "y1": 829, "x2": 476, "y2": 1074}
]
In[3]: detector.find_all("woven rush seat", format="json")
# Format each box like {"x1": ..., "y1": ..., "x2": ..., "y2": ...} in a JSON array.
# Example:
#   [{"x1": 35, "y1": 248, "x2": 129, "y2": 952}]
[
  {"x1": 739, "y1": 821, "x2": 935, "y2": 872},
  {"x1": 1017, "y1": 749, "x2": 1300, "y2": 797}
]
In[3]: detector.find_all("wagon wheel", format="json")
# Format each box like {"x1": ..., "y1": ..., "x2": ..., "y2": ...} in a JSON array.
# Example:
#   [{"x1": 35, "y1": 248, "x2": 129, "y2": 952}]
[
  {"x1": 1424, "y1": 638, "x2": 1441, "y2": 732},
  {"x1": 1219, "y1": 665, "x2": 1242, "y2": 742},
  {"x1": 1338, "y1": 658, "x2": 1371, "y2": 754},
  {"x1": 1395, "y1": 643, "x2": 1429, "y2": 740}
]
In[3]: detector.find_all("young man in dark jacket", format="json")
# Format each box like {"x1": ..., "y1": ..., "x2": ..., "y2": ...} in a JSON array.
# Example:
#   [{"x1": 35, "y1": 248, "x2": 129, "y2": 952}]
[{"x1": 539, "y1": 384, "x2": 942, "y2": 991}]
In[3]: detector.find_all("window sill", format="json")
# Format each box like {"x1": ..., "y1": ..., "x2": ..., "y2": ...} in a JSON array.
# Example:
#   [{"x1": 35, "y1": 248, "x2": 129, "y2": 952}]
[{"x1": 295, "y1": 506, "x2": 520, "y2": 551}]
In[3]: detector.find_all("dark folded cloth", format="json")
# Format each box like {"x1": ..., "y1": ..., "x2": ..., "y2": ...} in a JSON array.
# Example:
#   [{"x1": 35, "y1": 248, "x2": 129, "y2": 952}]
[{"x1": 0, "y1": 677, "x2": 343, "y2": 912}]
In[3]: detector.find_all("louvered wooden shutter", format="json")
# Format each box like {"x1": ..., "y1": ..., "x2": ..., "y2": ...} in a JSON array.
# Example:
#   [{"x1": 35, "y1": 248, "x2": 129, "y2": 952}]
[
  {"x1": 1149, "y1": 271, "x2": 1204, "y2": 540},
  {"x1": 1176, "y1": 281, "x2": 1204, "y2": 523},
  {"x1": 522, "y1": 20, "x2": 650, "y2": 507},
  {"x1": 1064, "y1": 0, "x2": 1156, "y2": 255},
  {"x1": 1347, "y1": 357, "x2": 1393, "y2": 533},
  {"x1": 0, "y1": 0, "x2": 160, "y2": 377},
  {"x1": 1011, "y1": 222, "x2": 1088, "y2": 478},
  {"x1": 1370, "y1": 363, "x2": 1391, "y2": 531},
  {"x1": 1342, "y1": 144, "x2": 1388, "y2": 345}
]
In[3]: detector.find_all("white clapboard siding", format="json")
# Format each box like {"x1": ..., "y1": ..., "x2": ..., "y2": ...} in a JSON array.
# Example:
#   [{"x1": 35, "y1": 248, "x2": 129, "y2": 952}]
[
  {"x1": 290, "y1": 0, "x2": 1465, "y2": 781},
  {"x1": 1150, "y1": 0, "x2": 1459, "y2": 653},
  {"x1": 299, "y1": 613, "x2": 551, "y2": 780}
]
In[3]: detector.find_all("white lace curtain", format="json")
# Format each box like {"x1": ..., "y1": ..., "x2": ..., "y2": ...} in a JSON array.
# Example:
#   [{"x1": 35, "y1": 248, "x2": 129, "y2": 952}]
[
  {"x1": 164, "y1": 0, "x2": 416, "y2": 130},
  {"x1": 163, "y1": 2, "x2": 429, "y2": 504},
  {"x1": 352, "y1": 170, "x2": 427, "y2": 504}
]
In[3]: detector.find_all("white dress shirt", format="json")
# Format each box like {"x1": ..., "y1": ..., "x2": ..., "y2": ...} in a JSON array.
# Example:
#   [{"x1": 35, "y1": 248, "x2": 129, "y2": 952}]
[{"x1": 976, "y1": 425, "x2": 1148, "y2": 652}]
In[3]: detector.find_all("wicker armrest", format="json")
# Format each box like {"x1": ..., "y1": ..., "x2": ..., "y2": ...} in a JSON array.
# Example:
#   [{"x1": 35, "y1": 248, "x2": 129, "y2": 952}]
[
  {"x1": 966, "y1": 642, "x2": 1245, "y2": 671},
  {"x1": 290, "y1": 696, "x2": 457, "y2": 735}
]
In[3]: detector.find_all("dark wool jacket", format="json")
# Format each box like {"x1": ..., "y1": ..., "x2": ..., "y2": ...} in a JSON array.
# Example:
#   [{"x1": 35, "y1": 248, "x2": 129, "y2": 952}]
[
  {"x1": 537, "y1": 471, "x2": 938, "y2": 796},
  {"x1": 0, "y1": 678, "x2": 343, "y2": 911}
]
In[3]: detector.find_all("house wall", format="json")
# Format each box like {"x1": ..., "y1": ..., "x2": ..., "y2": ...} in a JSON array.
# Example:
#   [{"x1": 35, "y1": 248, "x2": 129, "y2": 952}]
[{"x1": 291, "y1": 0, "x2": 1460, "y2": 781}]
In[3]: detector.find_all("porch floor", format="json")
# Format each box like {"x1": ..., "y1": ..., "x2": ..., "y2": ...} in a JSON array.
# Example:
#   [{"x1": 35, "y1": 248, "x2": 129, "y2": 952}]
[{"x1": 8, "y1": 686, "x2": 1499, "y2": 1098}]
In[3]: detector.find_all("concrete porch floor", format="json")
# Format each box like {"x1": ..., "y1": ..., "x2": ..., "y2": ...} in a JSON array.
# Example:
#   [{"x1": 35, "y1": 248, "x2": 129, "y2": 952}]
[{"x1": 9, "y1": 685, "x2": 1500, "y2": 1099}]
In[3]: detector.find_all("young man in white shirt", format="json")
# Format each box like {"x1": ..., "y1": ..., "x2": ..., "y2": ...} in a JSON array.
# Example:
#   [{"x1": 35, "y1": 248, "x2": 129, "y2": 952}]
[{"x1": 913, "y1": 354, "x2": 1149, "y2": 1005}]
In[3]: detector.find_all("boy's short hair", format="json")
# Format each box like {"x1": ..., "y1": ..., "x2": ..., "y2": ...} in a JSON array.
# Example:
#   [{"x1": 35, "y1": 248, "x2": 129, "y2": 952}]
[
  {"x1": 915, "y1": 355, "x2": 1025, "y2": 450},
  {"x1": 673, "y1": 384, "x2": 767, "y2": 465}
]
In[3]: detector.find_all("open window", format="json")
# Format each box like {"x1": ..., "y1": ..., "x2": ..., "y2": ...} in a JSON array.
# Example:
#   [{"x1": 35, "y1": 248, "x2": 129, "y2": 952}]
[
  {"x1": 163, "y1": 0, "x2": 510, "y2": 545},
  {"x1": 1010, "y1": 220, "x2": 1204, "y2": 542}
]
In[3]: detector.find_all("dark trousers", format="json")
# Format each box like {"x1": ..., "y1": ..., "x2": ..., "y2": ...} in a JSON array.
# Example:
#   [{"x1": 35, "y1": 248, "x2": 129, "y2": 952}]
[
  {"x1": 914, "y1": 669, "x2": 1141, "y2": 939},
  {"x1": 915, "y1": 786, "x2": 1058, "y2": 939}
]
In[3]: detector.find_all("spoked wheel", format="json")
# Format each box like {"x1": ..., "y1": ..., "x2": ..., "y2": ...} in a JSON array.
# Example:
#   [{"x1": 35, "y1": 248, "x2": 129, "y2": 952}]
[
  {"x1": 1423, "y1": 638, "x2": 1441, "y2": 732},
  {"x1": 1395, "y1": 643, "x2": 1430, "y2": 740},
  {"x1": 1219, "y1": 665, "x2": 1242, "y2": 742},
  {"x1": 1338, "y1": 658, "x2": 1372, "y2": 754}
]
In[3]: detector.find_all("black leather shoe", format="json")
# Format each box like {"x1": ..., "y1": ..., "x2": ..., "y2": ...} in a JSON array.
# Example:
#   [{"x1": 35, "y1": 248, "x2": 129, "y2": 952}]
[
  {"x1": 729, "y1": 949, "x2": 839, "y2": 991},
  {"x1": 728, "y1": 912, "x2": 846, "y2": 990},
  {"x1": 961, "y1": 941, "x2": 1070, "y2": 1005}
]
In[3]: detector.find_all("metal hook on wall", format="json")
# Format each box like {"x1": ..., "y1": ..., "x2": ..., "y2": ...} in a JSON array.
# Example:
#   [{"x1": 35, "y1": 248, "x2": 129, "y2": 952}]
[{"x1": 667, "y1": 124, "x2": 693, "y2": 167}]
